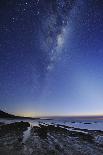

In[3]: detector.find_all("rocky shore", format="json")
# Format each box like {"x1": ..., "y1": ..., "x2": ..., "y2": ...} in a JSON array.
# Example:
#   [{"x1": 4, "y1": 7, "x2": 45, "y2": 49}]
[{"x1": 0, "y1": 121, "x2": 103, "y2": 155}]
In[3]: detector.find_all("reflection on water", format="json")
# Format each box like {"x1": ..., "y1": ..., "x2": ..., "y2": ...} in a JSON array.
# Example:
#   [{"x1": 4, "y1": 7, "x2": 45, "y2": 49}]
[
  {"x1": 22, "y1": 121, "x2": 40, "y2": 143},
  {"x1": 23, "y1": 127, "x2": 31, "y2": 143}
]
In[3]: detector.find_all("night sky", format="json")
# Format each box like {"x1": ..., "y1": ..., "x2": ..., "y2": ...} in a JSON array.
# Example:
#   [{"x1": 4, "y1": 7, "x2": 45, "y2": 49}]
[{"x1": 0, "y1": 0, "x2": 103, "y2": 117}]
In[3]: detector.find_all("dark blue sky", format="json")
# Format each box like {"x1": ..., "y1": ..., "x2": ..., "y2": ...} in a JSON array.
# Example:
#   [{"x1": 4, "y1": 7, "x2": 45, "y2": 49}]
[{"x1": 0, "y1": 0, "x2": 103, "y2": 116}]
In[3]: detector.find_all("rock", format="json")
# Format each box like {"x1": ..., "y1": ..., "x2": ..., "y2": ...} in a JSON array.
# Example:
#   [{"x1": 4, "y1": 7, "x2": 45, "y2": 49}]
[{"x1": 0, "y1": 121, "x2": 30, "y2": 136}]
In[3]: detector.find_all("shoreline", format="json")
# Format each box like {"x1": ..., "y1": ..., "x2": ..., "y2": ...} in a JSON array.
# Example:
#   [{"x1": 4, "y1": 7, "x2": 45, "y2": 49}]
[{"x1": 0, "y1": 120, "x2": 103, "y2": 155}]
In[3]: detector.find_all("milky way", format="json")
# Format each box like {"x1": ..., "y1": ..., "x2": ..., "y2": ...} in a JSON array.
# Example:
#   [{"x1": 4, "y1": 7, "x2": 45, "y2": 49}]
[
  {"x1": 38, "y1": 0, "x2": 75, "y2": 71},
  {"x1": 0, "y1": 0, "x2": 103, "y2": 116}
]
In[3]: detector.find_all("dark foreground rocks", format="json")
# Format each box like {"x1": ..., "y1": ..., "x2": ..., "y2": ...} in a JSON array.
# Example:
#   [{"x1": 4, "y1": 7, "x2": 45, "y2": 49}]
[
  {"x1": 33, "y1": 124, "x2": 94, "y2": 142},
  {"x1": 0, "y1": 122, "x2": 103, "y2": 155},
  {"x1": 0, "y1": 121, "x2": 30, "y2": 136},
  {"x1": 0, "y1": 121, "x2": 30, "y2": 155}
]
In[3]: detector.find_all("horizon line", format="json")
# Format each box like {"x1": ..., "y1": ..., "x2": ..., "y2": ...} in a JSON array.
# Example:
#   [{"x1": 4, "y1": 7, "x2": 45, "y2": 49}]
[
  {"x1": 1, "y1": 109, "x2": 103, "y2": 118},
  {"x1": 18, "y1": 114, "x2": 103, "y2": 118}
]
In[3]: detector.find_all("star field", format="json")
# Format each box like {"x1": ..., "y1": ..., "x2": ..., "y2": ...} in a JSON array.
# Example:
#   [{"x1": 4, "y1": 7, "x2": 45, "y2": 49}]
[{"x1": 0, "y1": 0, "x2": 103, "y2": 116}]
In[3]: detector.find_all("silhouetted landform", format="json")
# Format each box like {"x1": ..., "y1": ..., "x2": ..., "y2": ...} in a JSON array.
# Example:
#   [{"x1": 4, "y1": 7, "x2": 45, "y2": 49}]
[
  {"x1": 0, "y1": 110, "x2": 39, "y2": 119},
  {"x1": 0, "y1": 110, "x2": 16, "y2": 118}
]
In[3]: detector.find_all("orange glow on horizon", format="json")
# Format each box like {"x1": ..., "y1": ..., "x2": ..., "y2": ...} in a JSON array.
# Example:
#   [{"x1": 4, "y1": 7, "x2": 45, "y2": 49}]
[{"x1": 15, "y1": 111, "x2": 103, "y2": 118}]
